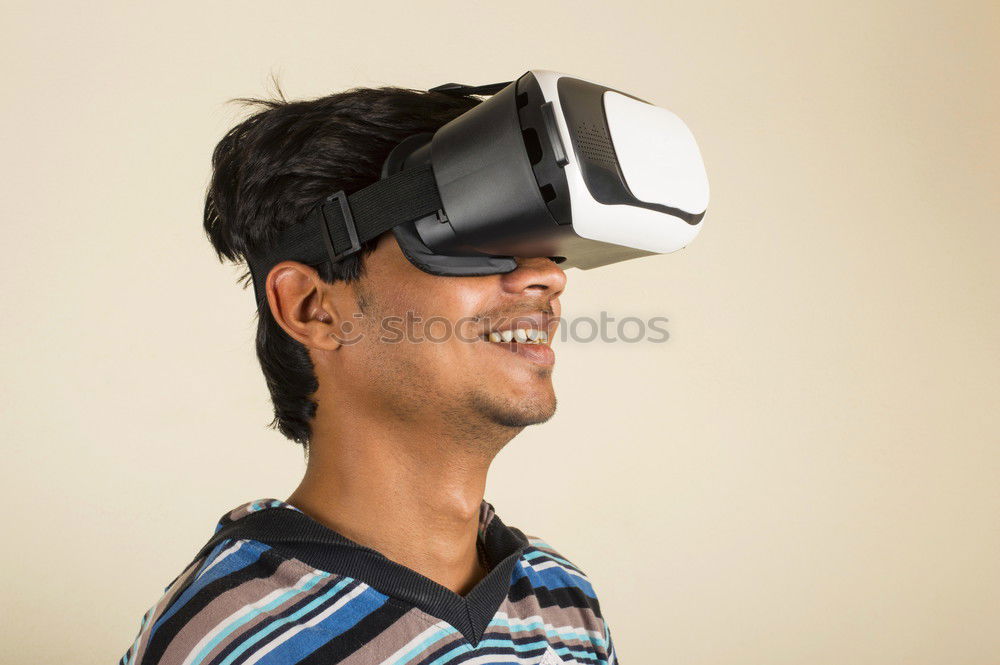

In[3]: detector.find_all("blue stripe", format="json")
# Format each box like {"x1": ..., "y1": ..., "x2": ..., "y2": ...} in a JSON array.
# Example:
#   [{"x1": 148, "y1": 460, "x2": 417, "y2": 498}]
[
  {"x1": 487, "y1": 615, "x2": 609, "y2": 650},
  {"x1": 522, "y1": 548, "x2": 583, "y2": 572},
  {"x1": 255, "y1": 584, "x2": 390, "y2": 663},
  {"x1": 512, "y1": 558, "x2": 596, "y2": 598}
]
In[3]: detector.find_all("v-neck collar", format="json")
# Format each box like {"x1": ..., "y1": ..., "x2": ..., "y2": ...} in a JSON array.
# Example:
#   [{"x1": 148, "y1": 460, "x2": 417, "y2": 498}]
[{"x1": 217, "y1": 498, "x2": 529, "y2": 646}]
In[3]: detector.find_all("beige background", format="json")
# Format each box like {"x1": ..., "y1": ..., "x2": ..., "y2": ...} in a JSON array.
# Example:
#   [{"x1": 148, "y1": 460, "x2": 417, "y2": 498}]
[{"x1": 3, "y1": 0, "x2": 998, "y2": 662}]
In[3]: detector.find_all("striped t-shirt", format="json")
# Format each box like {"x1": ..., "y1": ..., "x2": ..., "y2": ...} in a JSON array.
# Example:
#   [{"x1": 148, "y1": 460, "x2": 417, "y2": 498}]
[{"x1": 119, "y1": 498, "x2": 619, "y2": 664}]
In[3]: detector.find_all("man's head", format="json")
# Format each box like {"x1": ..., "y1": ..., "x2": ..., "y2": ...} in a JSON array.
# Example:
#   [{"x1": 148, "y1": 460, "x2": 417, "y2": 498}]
[{"x1": 204, "y1": 83, "x2": 566, "y2": 453}]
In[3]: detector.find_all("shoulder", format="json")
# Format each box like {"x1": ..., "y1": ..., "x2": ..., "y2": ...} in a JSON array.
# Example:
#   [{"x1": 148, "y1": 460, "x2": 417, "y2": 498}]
[
  {"x1": 118, "y1": 500, "x2": 389, "y2": 665},
  {"x1": 516, "y1": 531, "x2": 607, "y2": 616},
  {"x1": 515, "y1": 532, "x2": 618, "y2": 662},
  {"x1": 119, "y1": 538, "x2": 287, "y2": 664}
]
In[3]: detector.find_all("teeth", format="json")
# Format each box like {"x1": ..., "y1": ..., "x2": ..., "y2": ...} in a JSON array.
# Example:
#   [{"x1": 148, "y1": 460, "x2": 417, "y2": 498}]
[{"x1": 485, "y1": 328, "x2": 550, "y2": 344}]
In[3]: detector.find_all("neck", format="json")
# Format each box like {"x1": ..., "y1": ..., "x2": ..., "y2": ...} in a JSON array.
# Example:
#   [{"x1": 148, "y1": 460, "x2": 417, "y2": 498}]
[{"x1": 287, "y1": 398, "x2": 518, "y2": 596}]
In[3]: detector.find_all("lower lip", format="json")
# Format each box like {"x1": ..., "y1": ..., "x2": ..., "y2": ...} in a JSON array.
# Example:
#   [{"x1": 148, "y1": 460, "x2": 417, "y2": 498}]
[{"x1": 483, "y1": 340, "x2": 555, "y2": 366}]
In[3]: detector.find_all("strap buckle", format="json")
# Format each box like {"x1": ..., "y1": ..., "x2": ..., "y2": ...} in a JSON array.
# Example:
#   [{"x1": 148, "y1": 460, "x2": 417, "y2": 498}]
[
  {"x1": 317, "y1": 190, "x2": 361, "y2": 263},
  {"x1": 427, "y1": 80, "x2": 513, "y2": 96}
]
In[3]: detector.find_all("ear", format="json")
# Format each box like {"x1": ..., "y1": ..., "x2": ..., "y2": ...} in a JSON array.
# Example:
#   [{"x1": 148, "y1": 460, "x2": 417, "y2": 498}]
[{"x1": 265, "y1": 261, "x2": 354, "y2": 351}]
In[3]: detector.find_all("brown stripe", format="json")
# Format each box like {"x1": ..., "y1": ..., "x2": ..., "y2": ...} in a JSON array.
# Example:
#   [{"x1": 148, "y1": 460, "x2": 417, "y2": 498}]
[{"x1": 159, "y1": 553, "x2": 333, "y2": 664}]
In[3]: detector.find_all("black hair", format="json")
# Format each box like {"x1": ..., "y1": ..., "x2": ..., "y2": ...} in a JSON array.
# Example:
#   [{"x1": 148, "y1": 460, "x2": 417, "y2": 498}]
[{"x1": 202, "y1": 80, "x2": 480, "y2": 450}]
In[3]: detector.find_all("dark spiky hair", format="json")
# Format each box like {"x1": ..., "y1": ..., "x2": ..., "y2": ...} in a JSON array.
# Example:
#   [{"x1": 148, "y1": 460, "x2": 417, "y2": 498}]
[{"x1": 203, "y1": 79, "x2": 480, "y2": 449}]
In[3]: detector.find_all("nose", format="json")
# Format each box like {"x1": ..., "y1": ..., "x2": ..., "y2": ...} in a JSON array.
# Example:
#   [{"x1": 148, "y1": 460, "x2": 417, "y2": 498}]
[{"x1": 499, "y1": 256, "x2": 567, "y2": 299}]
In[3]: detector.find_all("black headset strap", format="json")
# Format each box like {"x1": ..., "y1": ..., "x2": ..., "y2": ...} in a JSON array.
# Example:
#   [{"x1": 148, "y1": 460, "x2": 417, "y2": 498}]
[{"x1": 245, "y1": 163, "x2": 442, "y2": 306}]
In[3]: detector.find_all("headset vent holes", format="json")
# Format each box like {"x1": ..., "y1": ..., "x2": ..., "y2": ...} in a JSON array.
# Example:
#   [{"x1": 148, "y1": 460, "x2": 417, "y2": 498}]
[{"x1": 576, "y1": 122, "x2": 617, "y2": 170}]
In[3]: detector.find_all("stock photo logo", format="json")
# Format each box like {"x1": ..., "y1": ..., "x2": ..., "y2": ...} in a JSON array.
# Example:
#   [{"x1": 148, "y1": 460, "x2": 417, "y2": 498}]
[{"x1": 327, "y1": 312, "x2": 671, "y2": 346}]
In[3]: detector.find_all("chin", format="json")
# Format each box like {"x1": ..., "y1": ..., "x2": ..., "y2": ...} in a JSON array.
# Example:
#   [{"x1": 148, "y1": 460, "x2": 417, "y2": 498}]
[
  {"x1": 488, "y1": 408, "x2": 556, "y2": 428},
  {"x1": 473, "y1": 386, "x2": 557, "y2": 428}
]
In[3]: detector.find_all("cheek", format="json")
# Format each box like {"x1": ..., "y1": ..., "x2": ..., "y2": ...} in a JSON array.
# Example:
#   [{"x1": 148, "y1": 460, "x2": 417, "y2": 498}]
[
  {"x1": 362, "y1": 320, "x2": 464, "y2": 378},
  {"x1": 364, "y1": 269, "x2": 498, "y2": 357}
]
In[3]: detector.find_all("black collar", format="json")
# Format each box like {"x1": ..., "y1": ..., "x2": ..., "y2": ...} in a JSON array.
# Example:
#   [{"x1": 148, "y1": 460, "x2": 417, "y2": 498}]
[{"x1": 196, "y1": 502, "x2": 529, "y2": 646}]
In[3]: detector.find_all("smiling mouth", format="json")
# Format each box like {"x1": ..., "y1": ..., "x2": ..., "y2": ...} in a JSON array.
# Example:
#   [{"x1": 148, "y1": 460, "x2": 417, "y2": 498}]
[
  {"x1": 479, "y1": 325, "x2": 555, "y2": 367},
  {"x1": 481, "y1": 327, "x2": 549, "y2": 345}
]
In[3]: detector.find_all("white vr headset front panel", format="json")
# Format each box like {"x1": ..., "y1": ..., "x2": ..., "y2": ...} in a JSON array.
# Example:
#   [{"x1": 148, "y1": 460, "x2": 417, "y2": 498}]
[
  {"x1": 529, "y1": 69, "x2": 708, "y2": 255},
  {"x1": 603, "y1": 91, "x2": 710, "y2": 216}
]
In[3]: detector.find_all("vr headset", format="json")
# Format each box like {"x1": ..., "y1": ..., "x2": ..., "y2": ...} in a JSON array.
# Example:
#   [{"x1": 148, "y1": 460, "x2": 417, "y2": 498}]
[{"x1": 246, "y1": 69, "x2": 709, "y2": 304}]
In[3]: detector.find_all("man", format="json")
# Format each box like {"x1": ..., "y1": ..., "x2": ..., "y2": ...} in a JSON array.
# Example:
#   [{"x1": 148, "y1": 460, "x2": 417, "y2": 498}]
[{"x1": 119, "y1": 84, "x2": 618, "y2": 664}]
